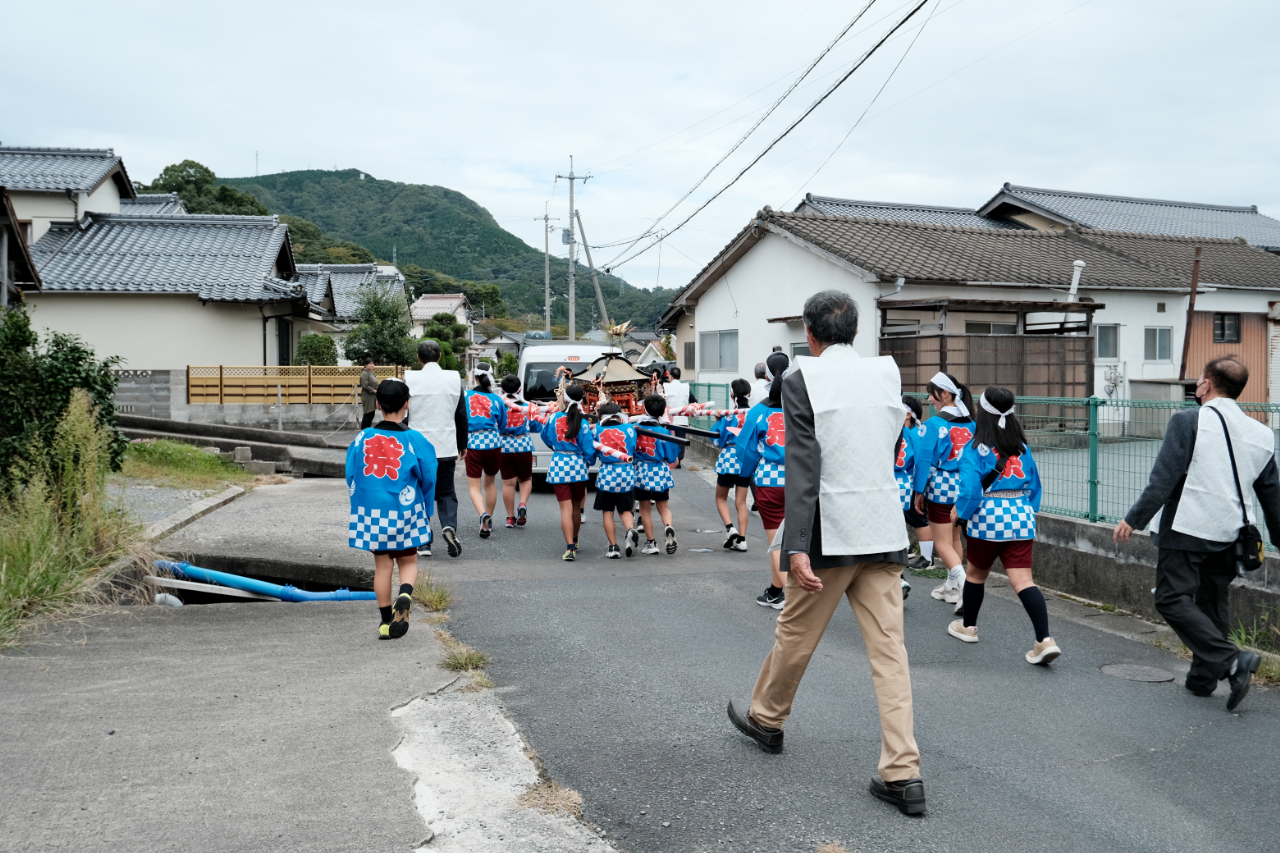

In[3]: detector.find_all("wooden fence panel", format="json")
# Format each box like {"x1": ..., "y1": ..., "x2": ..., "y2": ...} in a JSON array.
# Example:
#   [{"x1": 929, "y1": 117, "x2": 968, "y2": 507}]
[{"x1": 186, "y1": 366, "x2": 408, "y2": 405}]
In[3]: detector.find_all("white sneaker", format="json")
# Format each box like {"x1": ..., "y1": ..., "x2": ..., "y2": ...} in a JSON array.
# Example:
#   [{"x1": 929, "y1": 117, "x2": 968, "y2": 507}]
[
  {"x1": 930, "y1": 583, "x2": 950, "y2": 601},
  {"x1": 664, "y1": 525, "x2": 678, "y2": 555},
  {"x1": 731, "y1": 536, "x2": 748, "y2": 552},
  {"x1": 948, "y1": 620, "x2": 978, "y2": 643},
  {"x1": 723, "y1": 526, "x2": 739, "y2": 549},
  {"x1": 901, "y1": 578, "x2": 911, "y2": 601},
  {"x1": 624, "y1": 527, "x2": 638, "y2": 558},
  {"x1": 641, "y1": 539, "x2": 660, "y2": 555}
]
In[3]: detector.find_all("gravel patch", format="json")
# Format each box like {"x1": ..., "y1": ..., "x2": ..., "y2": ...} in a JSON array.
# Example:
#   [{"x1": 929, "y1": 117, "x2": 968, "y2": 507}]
[{"x1": 108, "y1": 481, "x2": 221, "y2": 524}]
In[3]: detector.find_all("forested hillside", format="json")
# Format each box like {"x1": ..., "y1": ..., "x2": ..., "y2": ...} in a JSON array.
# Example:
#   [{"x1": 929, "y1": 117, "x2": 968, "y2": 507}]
[{"x1": 219, "y1": 169, "x2": 678, "y2": 332}]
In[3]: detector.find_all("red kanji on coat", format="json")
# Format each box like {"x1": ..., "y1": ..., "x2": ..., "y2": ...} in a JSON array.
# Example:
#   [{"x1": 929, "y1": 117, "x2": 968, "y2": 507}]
[
  {"x1": 947, "y1": 427, "x2": 972, "y2": 461},
  {"x1": 765, "y1": 412, "x2": 786, "y2": 447},
  {"x1": 363, "y1": 433, "x2": 404, "y2": 480},
  {"x1": 506, "y1": 408, "x2": 525, "y2": 429},
  {"x1": 600, "y1": 428, "x2": 628, "y2": 455},
  {"x1": 896, "y1": 441, "x2": 907, "y2": 469},
  {"x1": 554, "y1": 416, "x2": 570, "y2": 444},
  {"x1": 469, "y1": 394, "x2": 492, "y2": 419},
  {"x1": 636, "y1": 433, "x2": 657, "y2": 457},
  {"x1": 1001, "y1": 455, "x2": 1025, "y2": 480}
]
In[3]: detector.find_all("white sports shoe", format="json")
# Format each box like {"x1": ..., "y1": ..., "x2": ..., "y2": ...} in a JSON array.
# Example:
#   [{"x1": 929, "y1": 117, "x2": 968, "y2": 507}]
[
  {"x1": 731, "y1": 536, "x2": 748, "y2": 552},
  {"x1": 641, "y1": 539, "x2": 661, "y2": 555},
  {"x1": 723, "y1": 526, "x2": 739, "y2": 549},
  {"x1": 930, "y1": 583, "x2": 950, "y2": 601}
]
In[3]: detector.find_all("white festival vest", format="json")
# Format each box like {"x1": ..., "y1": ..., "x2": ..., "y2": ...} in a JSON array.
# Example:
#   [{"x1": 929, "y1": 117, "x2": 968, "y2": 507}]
[
  {"x1": 1164, "y1": 397, "x2": 1274, "y2": 542},
  {"x1": 793, "y1": 344, "x2": 908, "y2": 555},
  {"x1": 404, "y1": 363, "x2": 463, "y2": 460},
  {"x1": 664, "y1": 380, "x2": 690, "y2": 426}
]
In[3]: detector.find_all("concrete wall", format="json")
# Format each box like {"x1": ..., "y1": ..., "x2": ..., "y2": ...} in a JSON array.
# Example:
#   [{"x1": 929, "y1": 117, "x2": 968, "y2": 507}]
[{"x1": 114, "y1": 368, "x2": 360, "y2": 429}]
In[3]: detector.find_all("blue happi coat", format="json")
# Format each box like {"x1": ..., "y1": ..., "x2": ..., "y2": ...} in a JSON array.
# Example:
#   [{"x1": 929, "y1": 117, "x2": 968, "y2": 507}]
[
  {"x1": 894, "y1": 426, "x2": 919, "y2": 511},
  {"x1": 497, "y1": 393, "x2": 533, "y2": 453},
  {"x1": 713, "y1": 411, "x2": 748, "y2": 476},
  {"x1": 540, "y1": 411, "x2": 596, "y2": 484},
  {"x1": 955, "y1": 442, "x2": 1042, "y2": 541},
  {"x1": 593, "y1": 421, "x2": 638, "y2": 493},
  {"x1": 346, "y1": 423, "x2": 438, "y2": 551},
  {"x1": 910, "y1": 411, "x2": 976, "y2": 506},
  {"x1": 465, "y1": 389, "x2": 508, "y2": 451},
  {"x1": 735, "y1": 401, "x2": 786, "y2": 487},
  {"x1": 632, "y1": 417, "x2": 679, "y2": 492}
]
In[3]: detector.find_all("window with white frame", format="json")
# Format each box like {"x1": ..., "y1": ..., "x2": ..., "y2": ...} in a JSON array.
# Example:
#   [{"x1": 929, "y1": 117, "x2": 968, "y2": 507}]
[
  {"x1": 698, "y1": 330, "x2": 738, "y2": 371},
  {"x1": 1144, "y1": 327, "x2": 1172, "y2": 361},
  {"x1": 1096, "y1": 325, "x2": 1119, "y2": 360},
  {"x1": 791, "y1": 343, "x2": 811, "y2": 359}
]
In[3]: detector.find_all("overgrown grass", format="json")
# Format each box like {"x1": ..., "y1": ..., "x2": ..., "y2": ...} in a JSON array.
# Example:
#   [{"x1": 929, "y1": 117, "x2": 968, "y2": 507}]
[
  {"x1": 910, "y1": 566, "x2": 947, "y2": 580},
  {"x1": 121, "y1": 439, "x2": 252, "y2": 490},
  {"x1": 1, "y1": 392, "x2": 140, "y2": 648},
  {"x1": 816, "y1": 844, "x2": 850, "y2": 853},
  {"x1": 518, "y1": 780, "x2": 583, "y2": 817},
  {"x1": 412, "y1": 574, "x2": 453, "y2": 612}
]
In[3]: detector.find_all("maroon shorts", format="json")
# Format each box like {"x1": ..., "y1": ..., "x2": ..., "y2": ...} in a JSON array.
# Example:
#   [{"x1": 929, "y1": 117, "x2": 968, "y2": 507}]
[
  {"x1": 965, "y1": 536, "x2": 1034, "y2": 571},
  {"x1": 465, "y1": 447, "x2": 502, "y2": 478},
  {"x1": 925, "y1": 499, "x2": 957, "y2": 525},
  {"x1": 499, "y1": 451, "x2": 533, "y2": 482},
  {"x1": 552, "y1": 481, "x2": 587, "y2": 503},
  {"x1": 755, "y1": 485, "x2": 785, "y2": 530}
]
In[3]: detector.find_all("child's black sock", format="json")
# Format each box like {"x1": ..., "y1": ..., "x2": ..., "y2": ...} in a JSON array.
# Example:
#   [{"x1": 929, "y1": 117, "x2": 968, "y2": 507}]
[
  {"x1": 398, "y1": 583, "x2": 413, "y2": 597},
  {"x1": 1017, "y1": 585, "x2": 1051, "y2": 642},
  {"x1": 961, "y1": 581, "x2": 984, "y2": 628},
  {"x1": 767, "y1": 585, "x2": 782, "y2": 596},
  {"x1": 725, "y1": 522, "x2": 733, "y2": 530},
  {"x1": 379, "y1": 605, "x2": 393, "y2": 623}
]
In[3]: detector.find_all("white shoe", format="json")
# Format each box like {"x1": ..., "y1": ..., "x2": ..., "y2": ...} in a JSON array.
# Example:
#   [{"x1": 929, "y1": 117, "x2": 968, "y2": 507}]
[
  {"x1": 930, "y1": 583, "x2": 950, "y2": 601},
  {"x1": 948, "y1": 620, "x2": 978, "y2": 643},
  {"x1": 731, "y1": 536, "x2": 748, "y2": 552},
  {"x1": 723, "y1": 526, "x2": 739, "y2": 549},
  {"x1": 641, "y1": 540, "x2": 660, "y2": 555}
]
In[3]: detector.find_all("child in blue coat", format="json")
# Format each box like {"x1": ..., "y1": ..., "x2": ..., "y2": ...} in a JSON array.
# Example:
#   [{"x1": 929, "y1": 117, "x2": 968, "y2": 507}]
[
  {"x1": 714, "y1": 379, "x2": 752, "y2": 552},
  {"x1": 464, "y1": 363, "x2": 508, "y2": 538},
  {"x1": 593, "y1": 402, "x2": 639, "y2": 559},
  {"x1": 632, "y1": 394, "x2": 681, "y2": 555},
  {"x1": 735, "y1": 351, "x2": 789, "y2": 609},
  {"x1": 346, "y1": 379, "x2": 437, "y2": 640},
  {"x1": 540, "y1": 383, "x2": 596, "y2": 561}
]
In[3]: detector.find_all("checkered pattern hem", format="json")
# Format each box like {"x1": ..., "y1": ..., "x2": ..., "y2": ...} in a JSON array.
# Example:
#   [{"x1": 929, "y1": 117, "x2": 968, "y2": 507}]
[
  {"x1": 714, "y1": 446, "x2": 742, "y2": 475},
  {"x1": 896, "y1": 470, "x2": 912, "y2": 510},
  {"x1": 925, "y1": 466, "x2": 960, "y2": 505},
  {"x1": 596, "y1": 462, "x2": 636, "y2": 493},
  {"x1": 468, "y1": 429, "x2": 502, "y2": 451},
  {"x1": 500, "y1": 433, "x2": 534, "y2": 454},
  {"x1": 753, "y1": 461, "x2": 785, "y2": 488},
  {"x1": 348, "y1": 503, "x2": 430, "y2": 551},
  {"x1": 966, "y1": 497, "x2": 1036, "y2": 541},
  {"x1": 546, "y1": 452, "x2": 589, "y2": 484},
  {"x1": 637, "y1": 461, "x2": 675, "y2": 492}
]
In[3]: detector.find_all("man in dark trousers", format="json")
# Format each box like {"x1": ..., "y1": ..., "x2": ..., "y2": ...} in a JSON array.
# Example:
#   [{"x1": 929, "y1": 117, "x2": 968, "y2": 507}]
[
  {"x1": 1115, "y1": 356, "x2": 1280, "y2": 710},
  {"x1": 359, "y1": 358, "x2": 379, "y2": 429},
  {"x1": 727, "y1": 290, "x2": 924, "y2": 816},
  {"x1": 404, "y1": 340, "x2": 468, "y2": 558}
]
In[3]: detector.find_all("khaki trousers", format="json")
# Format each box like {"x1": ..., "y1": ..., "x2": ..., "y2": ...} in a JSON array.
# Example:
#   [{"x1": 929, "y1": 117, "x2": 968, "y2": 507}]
[{"x1": 750, "y1": 560, "x2": 920, "y2": 781}]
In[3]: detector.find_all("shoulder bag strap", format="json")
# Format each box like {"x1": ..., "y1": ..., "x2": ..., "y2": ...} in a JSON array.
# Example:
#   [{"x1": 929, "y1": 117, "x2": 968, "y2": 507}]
[
  {"x1": 1208, "y1": 407, "x2": 1250, "y2": 526},
  {"x1": 980, "y1": 452, "x2": 1005, "y2": 492}
]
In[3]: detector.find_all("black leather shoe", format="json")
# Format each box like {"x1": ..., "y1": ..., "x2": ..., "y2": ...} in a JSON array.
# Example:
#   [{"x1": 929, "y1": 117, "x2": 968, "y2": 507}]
[
  {"x1": 727, "y1": 700, "x2": 782, "y2": 754},
  {"x1": 1184, "y1": 679, "x2": 1215, "y2": 698},
  {"x1": 870, "y1": 776, "x2": 926, "y2": 815},
  {"x1": 1227, "y1": 650, "x2": 1261, "y2": 711}
]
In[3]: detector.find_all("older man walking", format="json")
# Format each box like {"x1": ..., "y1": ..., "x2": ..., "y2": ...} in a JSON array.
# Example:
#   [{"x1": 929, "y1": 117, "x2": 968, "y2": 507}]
[
  {"x1": 358, "y1": 358, "x2": 379, "y2": 429},
  {"x1": 404, "y1": 340, "x2": 468, "y2": 558},
  {"x1": 727, "y1": 290, "x2": 924, "y2": 816},
  {"x1": 1115, "y1": 356, "x2": 1280, "y2": 710}
]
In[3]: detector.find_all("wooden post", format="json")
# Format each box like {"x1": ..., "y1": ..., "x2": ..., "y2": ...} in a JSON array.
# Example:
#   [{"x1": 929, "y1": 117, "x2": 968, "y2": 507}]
[
  {"x1": 218, "y1": 365, "x2": 224, "y2": 405},
  {"x1": 1178, "y1": 246, "x2": 1204, "y2": 381},
  {"x1": 187, "y1": 365, "x2": 191, "y2": 405},
  {"x1": 307, "y1": 364, "x2": 313, "y2": 405}
]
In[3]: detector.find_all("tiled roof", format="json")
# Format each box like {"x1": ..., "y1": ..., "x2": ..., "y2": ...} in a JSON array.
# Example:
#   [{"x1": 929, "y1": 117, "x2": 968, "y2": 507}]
[
  {"x1": 984, "y1": 183, "x2": 1280, "y2": 251},
  {"x1": 1081, "y1": 230, "x2": 1280, "y2": 290},
  {"x1": 30, "y1": 212, "x2": 305, "y2": 303},
  {"x1": 411, "y1": 293, "x2": 469, "y2": 321},
  {"x1": 797, "y1": 193, "x2": 1021, "y2": 230},
  {"x1": 121, "y1": 193, "x2": 187, "y2": 215},
  {"x1": 296, "y1": 263, "x2": 405, "y2": 321},
  {"x1": 625, "y1": 330, "x2": 661, "y2": 341},
  {"x1": 0, "y1": 147, "x2": 130, "y2": 194}
]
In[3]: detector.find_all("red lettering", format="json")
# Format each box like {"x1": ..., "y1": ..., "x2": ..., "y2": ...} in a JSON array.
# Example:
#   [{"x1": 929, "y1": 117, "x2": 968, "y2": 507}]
[
  {"x1": 896, "y1": 441, "x2": 907, "y2": 469},
  {"x1": 362, "y1": 433, "x2": 404, "y2": 480},
  {"x1": 505, "y1": 408, "x2": 526, "y2": 429},
  {"x1": 765, "y1": 412, "x2": 786, "y2": 448},
  {"x1": 636, "y1": 434, "x2": 657, "y2": 457},
  {"x1": 600, "y1": 428, "x2": 628, "y2": 455},
  {"x1": 736, "y1": 412, "x2": 747, "y2": 429},
  {"x1": 947, "y1": 427, "x2": 972, "y2": 461},
  {"x1": 554, "y1": 416, "x2": 570, "y2": 443},
  {"x1": 1001, "y1": 455, "x2": 1025, "y2": 480},
  {"x1": 468, "y1": 394, "x2": 492, "y2": 419}
]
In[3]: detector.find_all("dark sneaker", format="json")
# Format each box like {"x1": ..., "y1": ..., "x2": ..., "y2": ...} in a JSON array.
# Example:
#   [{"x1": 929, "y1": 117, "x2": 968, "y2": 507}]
[
  {"x1": 606, "y1": 545, "x2": 621, "y2": 559},
  {"x1": 664, "y1": 525, "x2": 678, "y2": 555},
  {"x1": 517, "y1": 503, "x2": 527, "y2": 526},
  {"x1": 727, "y1": 699, "x2": 783, "y2": 754},
  {"x1": 756, "y1": 587, "x2": 784, "y2": 610},
  {"x1": 443, "y1": 527, "x2": 462, "y2": 558},
  {"x1": 907, "y1": 553, "x2": 930, "y2": 570},
  {"x1": 1227, "y1": 650, "x2": 1261, "y2": 711},
  {"x1": 505, "y1": 516, "x2": 516, "y2": 529},
  {"x1": 479, "y1": 513, "x2": 492, "y2": 538},
  {"x1": 389, "y1": 593, "x2": 412, "y2": 639},
  {"x1": 418, "y1": 544, "x2": 432, "y2": 557},
  {"x1": 624, "y1": 527, "x2": 638, "y2": 558},
  {"x1": 869, "y1": 777, "x2": 926, "y2": 815},
  {"x1": 561, "y1": 547, "x2": 576, "y2": 562}
]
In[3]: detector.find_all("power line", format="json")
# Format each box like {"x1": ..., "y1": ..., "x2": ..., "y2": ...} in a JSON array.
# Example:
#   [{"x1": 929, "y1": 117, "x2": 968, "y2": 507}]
[{"x1": 609, "y1": 0, "x2": 930, "y2": 271}]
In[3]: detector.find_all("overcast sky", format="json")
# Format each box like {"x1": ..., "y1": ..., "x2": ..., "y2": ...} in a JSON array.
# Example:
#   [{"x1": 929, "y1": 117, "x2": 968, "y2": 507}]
[{"x1": 8, "y1": 0, "x2": 1279, "y2": 290}]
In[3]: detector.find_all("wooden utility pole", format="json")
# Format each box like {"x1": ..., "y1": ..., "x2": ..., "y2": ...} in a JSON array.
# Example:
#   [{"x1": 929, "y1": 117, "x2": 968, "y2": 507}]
[
  {"x1": 555, "y1": 157, "x2": 590, "y2": 340},
  {"x1": 1178, "y1": 245, "x2": 1204, "y2": 381}
]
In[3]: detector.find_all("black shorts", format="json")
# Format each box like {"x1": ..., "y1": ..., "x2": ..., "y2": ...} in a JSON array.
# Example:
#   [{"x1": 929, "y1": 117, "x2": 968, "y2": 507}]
[
  {"x1": 717, "y1": 473, "x2": 751, "y2": 489},
  {"x1": 499, "y1": 451, "x2": 533, "y2": 482},
  {"x1": 465, "y1": 447, "x2": 502, "y2": 478},
  {"x1": 371, "y1": 546, "x2": 417, "y2": 558},
  {"x1": 903, "y1": 504, "x2": 929, "y2": 529},
  {"x1": 634, "y1": 488, "x2": 670, "y2": 503},
  {"x1": 593, "y1": 489, "x2": 635, "y2": 513}
]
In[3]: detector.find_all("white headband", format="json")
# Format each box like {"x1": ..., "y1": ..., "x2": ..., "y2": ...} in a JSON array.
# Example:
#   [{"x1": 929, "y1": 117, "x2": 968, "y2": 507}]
[
  {"x1": 929, "y1": 372, "x2": 969, "y2": 417},
  {"x1": 979, "y1": 391, "x2": 1014, "y2": 429},
  {"x1": 475, "y1": 362, "x2": 493, "y2": 376}
]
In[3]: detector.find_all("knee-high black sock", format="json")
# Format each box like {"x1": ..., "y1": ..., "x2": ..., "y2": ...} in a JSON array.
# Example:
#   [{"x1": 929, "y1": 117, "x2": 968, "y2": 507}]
[
  {"x1": 379, "y1": 605, "x2": 393, "y2": 623},
  {"x1": 1018, "y1": 585, "x2": 1051, "y2": 642},
  {"x1": 961, "y1": 581, "x2": 984, "y2": 628},
  {"x1": 398, "y1": 583, "x2": 413, "y2": 597}
]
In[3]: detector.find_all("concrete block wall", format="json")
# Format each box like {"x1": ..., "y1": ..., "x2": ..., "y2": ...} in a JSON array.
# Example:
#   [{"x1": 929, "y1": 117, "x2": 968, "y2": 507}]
[{"x1": 112, "y1": 370, "x2": 178, "y2": 419}]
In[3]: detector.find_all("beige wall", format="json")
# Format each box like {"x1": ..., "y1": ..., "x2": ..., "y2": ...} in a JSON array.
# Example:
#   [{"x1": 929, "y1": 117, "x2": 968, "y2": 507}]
[
  {"x1": 1006, "y1": 210, "x2": 1066, "y2": 232},
  {"x1": 24, "y1": 293, "x2": 305, "y2": 370},
  {"x1": 672, "y1": 309, "x2": 697, "y2": 379},
  {"x1": 10, "y1": 182, "x2": 123, "y2": 242}
]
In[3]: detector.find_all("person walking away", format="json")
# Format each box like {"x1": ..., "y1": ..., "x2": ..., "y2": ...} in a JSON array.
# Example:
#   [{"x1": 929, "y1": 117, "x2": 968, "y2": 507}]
[
  {"x1": 715, "y1": 379, "x2": 753, "y2": 551},
  {"x1": 736, "y1": 352, "x2": 790, "y2": 609},
  {"x1": 900, "y1": 396, "x2": 935, "y2": 572},
  {"x1": 497, "y1": 375, "x2": 534, "y2": 528},
  {"x1": 359, "y1": 358, "x2": 379, "y2": 430},
  {"x1": 594, "y1": 402, "x2": 640, "y2": 558},
  {"x1": 464, "y1": 362, "x2": 507, "y2": 539},
  {"x1": 727, "y1": 290, "x2": 924, "y2": 815},
  {"x1": 1114, "y1": 356, "x2": 1280, "y2": 710},
  {"x1": 541, "y1": 383, "x2": 596, "y2": 561},
  {"x1": 946, "y1": 387, "x2": 1057, "y2": 662},
  {"x1": 403, "y1": 340, "x2": 467, "y2": 558},
  {"x1": 662, "y1": 366, "x2": 695, "y2": 468},
  {"x1": 748, "y1": 362, "x2": 770, "y2": 407},
  {"x1": 911, "y1": 373, "x2": 975, "y2": 604},
  {"x1": 632, "y1": 394, "x2": 681, "y2": 555},
  {"x1": 346, "y1": 379, "x2": 437, "y2": 640}
]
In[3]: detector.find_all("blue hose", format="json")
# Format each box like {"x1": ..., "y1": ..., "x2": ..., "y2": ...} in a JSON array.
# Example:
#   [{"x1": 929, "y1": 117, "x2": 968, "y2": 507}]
[{"x1": 156, "y1": 561, "x2": 377, "y2": 602}]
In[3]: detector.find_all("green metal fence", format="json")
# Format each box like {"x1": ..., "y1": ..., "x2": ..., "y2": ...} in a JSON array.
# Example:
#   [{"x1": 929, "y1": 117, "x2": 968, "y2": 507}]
[{"x1": 689, "y1": 382, "x2": 733, "y2": 431}]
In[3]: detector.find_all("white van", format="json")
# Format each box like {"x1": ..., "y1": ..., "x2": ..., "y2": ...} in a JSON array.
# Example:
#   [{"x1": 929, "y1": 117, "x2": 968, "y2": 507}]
[{"x1": 516, "y1": 340, "x2": 618, "y2": 475}]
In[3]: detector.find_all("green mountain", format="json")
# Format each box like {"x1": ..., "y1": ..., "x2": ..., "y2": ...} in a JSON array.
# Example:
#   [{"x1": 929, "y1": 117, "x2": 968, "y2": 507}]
[{"x1": 219, "y1": 169, "x2": 677, "y2": 332}]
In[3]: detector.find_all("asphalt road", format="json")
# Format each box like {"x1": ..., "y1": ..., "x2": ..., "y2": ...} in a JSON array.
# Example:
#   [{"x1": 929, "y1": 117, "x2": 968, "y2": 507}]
[{"x1": 437, "y1": 465, "x2": 1280, "y2": 853}]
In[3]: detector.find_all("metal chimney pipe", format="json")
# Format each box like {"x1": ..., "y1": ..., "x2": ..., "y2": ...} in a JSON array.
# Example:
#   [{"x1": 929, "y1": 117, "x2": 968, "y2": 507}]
[{"x1": 1068, "y1": 259, "x2": 1086, "y2": 298}]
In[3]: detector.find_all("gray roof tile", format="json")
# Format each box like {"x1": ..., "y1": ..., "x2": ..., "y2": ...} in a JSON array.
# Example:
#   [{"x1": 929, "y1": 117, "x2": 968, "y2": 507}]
[
  {"x1": 0, "y1": 147, "x2": 125, "y2": 193},
  {"x1": 121, "y1": 193, "x2": 187, "y2": 215},
  {"x1": 295, "y1": 263, "x2": 404, "y2": 320},
  {"x1": 797, "y1": 193, "x2": 1022, "y2": 230},
  {"x1": 31, "y1": 212, "x2": 304, "y2": 303}
]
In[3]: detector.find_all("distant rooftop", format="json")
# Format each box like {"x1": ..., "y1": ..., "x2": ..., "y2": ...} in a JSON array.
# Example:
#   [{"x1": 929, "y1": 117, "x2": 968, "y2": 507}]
[
  {"x1": 411, "y1": 293, "x2": 470, "y2": 321},
  {"x1": 0, "y1": 147, "x2": 134, "y2": 197},
  {"x1": 121, "y1": 193, "x2": 187, "y2": 215},
  {"x1": 296, "y1": 263, "x2": 402, "y2": 321},
  {"x1": 797, "y1": 193, "x2": 1021, "y2": 230}
]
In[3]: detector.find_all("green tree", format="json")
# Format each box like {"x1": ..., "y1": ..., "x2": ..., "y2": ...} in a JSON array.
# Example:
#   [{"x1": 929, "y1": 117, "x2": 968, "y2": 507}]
[
  {"x1": 294, "y1": 333, "x2": 338, "y2": 366},
  {"x1": 279, "y1": 215, "x2": 376, "y2": 265},
  {"x1": 661, "y1": 334, "x2": 676, "y2": 361},
  {"x1": 422, "y1": 311, "x2": 470, "y2": 372},
  {"x1": 341, "y1": 286, "x2": 417, "y2": 366},
  {"x1": 137, "y1": 160, "x2": 269, "y2": 216},
  {"x1": 497, "y1": 351, "x2": 518, "y2": 377}
]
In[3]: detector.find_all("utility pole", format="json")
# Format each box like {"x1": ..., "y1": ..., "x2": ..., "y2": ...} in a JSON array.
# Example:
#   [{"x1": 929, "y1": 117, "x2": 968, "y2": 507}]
[
  {"x1": 1178, "y1": 246, "x2": 1204, "y2": 381},
  {"x1": 575, "y1": 209, "x2": 610, "y2": 331},
  {"x1": 555, "y1": 157, "x2": 590, "y2": 340},
  {"x1": 535, "y1": 204, "x2": 558, "y2": 335}
]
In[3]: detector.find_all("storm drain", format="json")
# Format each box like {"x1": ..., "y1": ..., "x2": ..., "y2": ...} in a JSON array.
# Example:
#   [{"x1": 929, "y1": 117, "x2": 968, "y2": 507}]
[{"x1": 1101, "y1": 664, "x2": 1174, "y2": 682}]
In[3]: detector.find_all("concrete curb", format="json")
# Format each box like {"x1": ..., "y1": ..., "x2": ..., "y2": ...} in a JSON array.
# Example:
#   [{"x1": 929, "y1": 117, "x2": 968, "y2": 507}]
[{"x1": 143, "y1": 485, "x2": 247, "y2": 542}]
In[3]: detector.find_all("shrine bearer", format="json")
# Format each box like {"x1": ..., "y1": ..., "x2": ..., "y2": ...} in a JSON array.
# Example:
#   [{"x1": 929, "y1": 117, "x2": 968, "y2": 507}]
[
  {"x1": 714, "y1": 378, "x2": 753, "y2": 552},
  {"x1": 593, "y1": 402, "x2": 640, "y2": 559},
  {"x1": 948, "y1": 386, "x2": 1055, "y2": 664},
  {"x1": 735, "y1": 351, "x2": 790, "y2": 610},
  {"x1": 497, "y1": 374, "x2": 534, "y2": 528},
  {"x1": 541, "y1": 383, "x2": 597, "y2": 561},
  {"x1": 632, "y1": 394, "x2": 681, "y2": 555},
  {"x1": 464, "y1": 362, "x2": 508, "y2": 539},
  {"x1": 346, "y1": 378, "x2": 438, "y2": 641}
]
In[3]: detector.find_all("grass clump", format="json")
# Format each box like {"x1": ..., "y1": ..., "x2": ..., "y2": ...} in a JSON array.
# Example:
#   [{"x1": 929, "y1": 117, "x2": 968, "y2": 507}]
[
  {"x1": 816, "y1": 845, "x2": 850, "y2": 853},
  {"x1": 518, "y1": 780, "x2": 583, "y2": 817},
  {"x1": 412, "y1": 574, "x2": 453, "y2": 611},
  {"x1": 121, "y1": 439, "x2": 252, "y2": 490},
  {"x1": 910, "y1": 566, "x2": 947, "y2": 580},
  {"x1": 436, "y1": 629, "x2": 489, "y2": 672},
  {"x1": 458, "y1": 669, "x2": 495, "y2": 693}
]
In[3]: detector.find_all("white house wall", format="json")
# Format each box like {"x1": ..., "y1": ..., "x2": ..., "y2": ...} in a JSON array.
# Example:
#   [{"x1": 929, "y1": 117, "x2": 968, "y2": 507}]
[
  {"x1": 9, "y1": 181, "x2": 122, "y2": 242},
  {"x1": 691, "y1": 233, "x2": 881, "y2": 384}
]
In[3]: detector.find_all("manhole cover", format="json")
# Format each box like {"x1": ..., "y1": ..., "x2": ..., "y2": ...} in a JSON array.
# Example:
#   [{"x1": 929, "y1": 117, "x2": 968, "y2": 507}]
[{"x1": 1101, "y1": 664, "x2": 1174, "y2": 682}]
